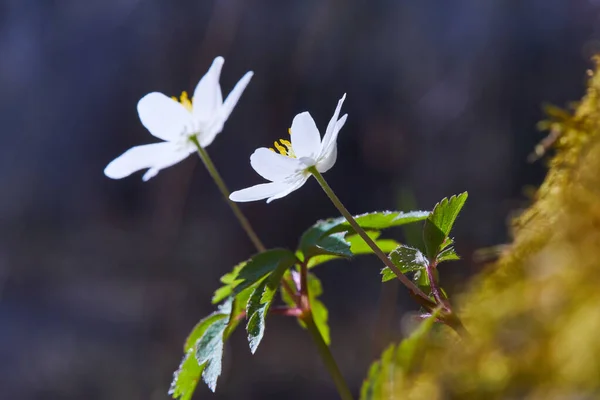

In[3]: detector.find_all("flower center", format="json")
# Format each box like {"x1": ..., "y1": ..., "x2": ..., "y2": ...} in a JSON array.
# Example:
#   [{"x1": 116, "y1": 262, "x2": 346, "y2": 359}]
[
  {"x1": 170, "y1": 91, "x2": 200, "y2": 149},
  {"x1": 269, "y1": 128, "x2": 296, "y2": 158},
  {"x1": 172, "y1": 91, "x2": 193, "y2": 112}
]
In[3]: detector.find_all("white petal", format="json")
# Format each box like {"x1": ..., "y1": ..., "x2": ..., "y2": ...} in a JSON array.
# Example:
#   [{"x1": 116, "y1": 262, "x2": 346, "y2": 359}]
[
  {"x1": 265, "y1": 176, "x2": 308, "y2": 203},
  {"x1": 318, "y1": 113, "x2": 347, "y2": 163},
  {"x1": 196, "y1": 70, "x2": 253, "y2": 148},
  {"x1": 229, "y1": 181, "x2": 297, "y2": 202},
  {"x1": 321, "y1": 94, "x2": 346, "y2": 152},
  {"x1": 221, "y1": 71, "x2": 254, "y2": 121},
  {"x1": 193, "y1": 57, "x2": 224, "y2": 122},
  {"x1": 316, "y1": 143, "x2": 337, "y2": 173},
  {"x1": 104, "y1": 142, "x2": 190, "y2": 181},
  {"x1": 250, "y1": 148, "x2": 305, "y2": 182},
  {"x1": 197, "y1": 120, "x2": 224, "y2": 148},
  {"x1": 290, "y1": 112, "x2": 321, "y2": 159},
  {"x1": 137, "y1": 93, "x2": 193, "y2": 141}
]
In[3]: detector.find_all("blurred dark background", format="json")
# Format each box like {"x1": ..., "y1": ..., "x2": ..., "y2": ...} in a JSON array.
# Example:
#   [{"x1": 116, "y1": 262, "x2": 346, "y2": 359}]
[{"x1": 1, "y1": 1, "x2": 599, "y2": 399}]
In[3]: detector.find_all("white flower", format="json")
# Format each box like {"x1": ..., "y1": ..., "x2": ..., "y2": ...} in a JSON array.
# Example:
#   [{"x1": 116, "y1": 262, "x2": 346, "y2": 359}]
[
  {"x1": 230, "y1": 94, "x2": 347, "y2": 203},
  {"x1": 104, "y1": 56, "x2": 253, "y2": 181}
]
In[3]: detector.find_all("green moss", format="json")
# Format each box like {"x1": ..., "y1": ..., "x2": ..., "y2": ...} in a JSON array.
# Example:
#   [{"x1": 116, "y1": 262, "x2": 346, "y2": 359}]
[{"x1": 364, "y1": 58, "x2": 600, "y2": 399}]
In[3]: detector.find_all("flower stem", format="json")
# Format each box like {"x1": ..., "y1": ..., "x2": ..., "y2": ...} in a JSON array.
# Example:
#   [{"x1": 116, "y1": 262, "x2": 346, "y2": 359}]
[
  {"x1": 191, "y1": 138, "x2": 299, "y2": 301},
  {"x1": 299, "y1": 261, "x2": 354, "y2": 400},
  {"x1": 190, "y1": 136, "x2": 266, "y2": 252},
  {"x1": 424, "y1": 261, "x2": 447, "y2": 308},
  {"x1": 302, "y1": 313, "x2": 354, "y2": 400},
  {"x1": 308, "y1": 167, "x2": 436, "y2": 310}
]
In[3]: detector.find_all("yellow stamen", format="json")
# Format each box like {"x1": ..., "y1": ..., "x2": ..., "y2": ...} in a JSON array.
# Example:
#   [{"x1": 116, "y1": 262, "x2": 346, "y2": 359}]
[
  {"x1": 271, "y1": 138, "x2": 296, "y2": 157},
  {"x1": 171, "y1": 91, "x2": 193, "y2": 112},
  {"x1": 288, "y1": 127, "x2": 292, "y2": 135}
]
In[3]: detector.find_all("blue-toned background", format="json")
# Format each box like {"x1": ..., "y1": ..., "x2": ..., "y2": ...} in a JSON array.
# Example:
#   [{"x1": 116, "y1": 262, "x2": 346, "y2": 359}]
[{"x1": 1, "y1": 1, "x2": 598, "y2": 398}]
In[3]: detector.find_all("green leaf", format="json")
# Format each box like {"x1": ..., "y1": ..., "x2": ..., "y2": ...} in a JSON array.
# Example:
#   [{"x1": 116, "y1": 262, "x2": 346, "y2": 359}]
[
  {"x1": 395, "y1": 310, "x2": 440, "y2": 370},
  {"x1": 212, "y1": 249, "x2": 297, "y2": 303},
  {"x1": 360, "y1": 355, "x2": 383, "y2": 400},
  {"x1": 380, "y1": 267, "x2": 396, "y2": 283},
  {"x1": 413, "y1": 269, "x2": 430, "y2": 288},
  {"x1": 360, "y1": 344, "x2": 394, "y2": 400},
  {"x1": 223, "y1": 284, "x2": 255, "y2": 340},
  {"x1": 184, "y1": 312, "x2": 229, "y2": 352},
  {"x1": 246, "y1": 263, "x2": 290, "y2": 354},
  {"x1": 307, "y1": 232, "x2": 400, "y2": 269},
  {"x1": 299, "y1": 219, "x2": 346, "y2": 258},
  {"x1": 336, "y1": 210, "x2": 430, "y2": 232},
  {"x1": 280, "y1": 270, "x2": 298, "y2": 307},
  {"x1": 283, "y1": 273, "x2": 331, "y2": 345},
  {"x1": 169, "y1": 350, "x2": 204, "y2": 400},
  {"x1": 437, "y1": 246, "x2": 460, "y2": 263},
  {"x1": 212, "y1": 262, "x2": 246, "y2": 304},
  {"x1": 307, "y1": 273, "x2": 330, "y2": 345},
  {"x1": 390, "y1": 245, "x2": 429, "y2": 273},
  {"x1": 381, "y1": 245, "x2": 429, "y2": 283},
  {"x1": 359, "y1": 311, "x2": 440, "y2": 400},
  {"x1": 170, "y1": 300, "x2": 232, "y2": 398},
  {"x1": 348, "y1": 232, "x2": 400, "y2": 255},
  {"x1": 423, "y1": 193, "x2": 468, "y2": 260},
  {"x1": 314, "y1": 232, "x2": 353, "y2": 258},
  {"x1": 299, "y1": 211, "x2": 428, "y2": 262},
  {"x1": 195, "y1": 299, "x2": 233, "y2": 392},
  {"x1": 299, "y1": 218, "x2": 352, "y2": 259}
]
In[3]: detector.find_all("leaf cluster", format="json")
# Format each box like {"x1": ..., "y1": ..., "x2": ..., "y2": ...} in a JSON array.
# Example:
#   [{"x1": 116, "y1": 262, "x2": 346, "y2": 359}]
[
  {"x1": 381, "y1": 193, "x2": 467, "y2": 289},
  {"x1": 170, "y1": 199, "x2": 467, "y2": 397}
]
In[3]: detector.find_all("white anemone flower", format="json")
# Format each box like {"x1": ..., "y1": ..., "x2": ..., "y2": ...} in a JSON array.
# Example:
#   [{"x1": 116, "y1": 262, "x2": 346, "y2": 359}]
[
  {"x1": 230, "y1": 94, "x2": 347, "y2": 203},
  {"x1": 104, "y1": 56, "x2": 253, "y2": 181}
]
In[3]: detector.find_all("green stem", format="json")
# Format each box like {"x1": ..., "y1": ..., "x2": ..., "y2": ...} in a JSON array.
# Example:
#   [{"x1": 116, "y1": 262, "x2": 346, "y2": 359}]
[
  {"x1": 299, "y1": 260, "x2": 353, "y2": 399},
  {"x1": 191, "y1": 138, "x2": 355, "y2": 395},
  {"x1": 309, "y1": 167, "x2": 436, "y2": 310},
  {"x1": 310, "y1": 168, "x2": 471, "y2": 338},
  {"x1": 190, "y1": 136, "x2": 266, "y2": 252},
  {"x1": 302, "y1": 314, "x2": 354, "y2": 400},
  {"x1": 191, "y1": 137, "x2": 298, "y2": 301}
]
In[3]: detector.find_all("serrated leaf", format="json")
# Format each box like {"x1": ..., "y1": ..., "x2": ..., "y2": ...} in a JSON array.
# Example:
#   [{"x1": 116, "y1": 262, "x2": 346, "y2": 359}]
[
  {"x1": 212, "y1": 262, "x2": 246, "y2": 304},
  {"x1": 301, "y1": 225, "x2": 352, "y2": 260},
  {"x1": 307, "y1": 274, "x2": 330, "y2": 345},
  {"x1": 440, "y1": 237, "x2": 454, "y2": 251},
  {"x1": 213, "y1": 249, "x2": 297, "y2": 303},
  {"x1": 195, "y1": 299, "x2": 233, "y2": 392},
  {"x1": 348, "y1": 232, "x2": 400, "y2": 255},
  {"x1": 390, "y1": 245, "x2": 429, "y2": 274},
  {"x1": 315, "y1": 232, "x2": 353, "y2": 257},
  {"x1": 246, "y1": 263, "x2": 290, "y2": 354},
  {"x1": 359, "y1": 311, "x2": 440, "y2": 400},
  {"x1": 223, "y1": 284, "x2": 255, "y2": 340},
  {"x1": 184, "y1": 313, "x2": 229, "y2": 352},
  {"x1": 307, "y1": 232, "x2": 400, "y2": 269},
  {"x1": 423, "y1": 193, "x2": 468, "y2": 260},
  {"x1": 335, "y1": 210, "x2": 430, "y2": 232},
  {"x1": 299, "y1": 219, "x2": 346, "y2": 258},
  {"x1": 381, "y1": 245, "x2": 428, "y2": 283},
  {"x1": 437, "y1": 246, "x2": 460, "y2": 263},
  {"x1": 169, "y1": 350, "x2": 204, "y2": 400},
  {"x1": 170, "y1": 300, "x2": 232, "y2": 398},
  {"x1": 299, "y1": 211, "x2": 428, "y2": 263},
  {"x1": 380, "y1": 267, "x2": 396, "y2": 282}
]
